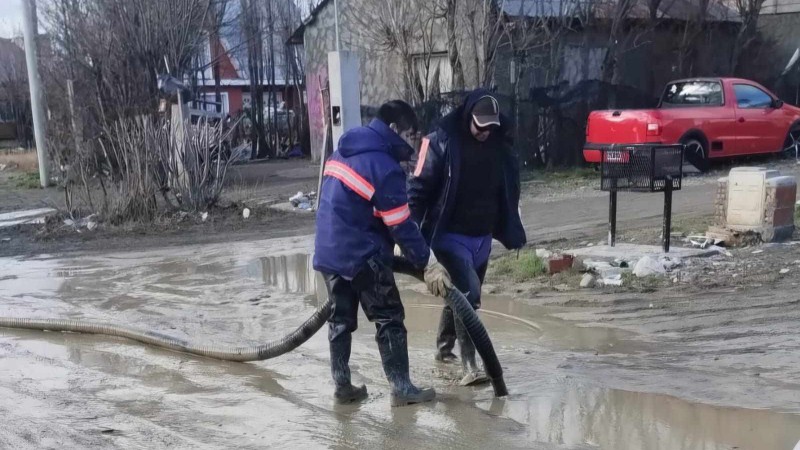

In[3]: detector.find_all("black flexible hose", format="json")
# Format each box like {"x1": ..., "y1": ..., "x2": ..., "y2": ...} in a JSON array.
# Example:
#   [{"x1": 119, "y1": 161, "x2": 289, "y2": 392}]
[
  {"x1": 392, "y1": 256, "x2": 508, "y2": 397},
  {"x1": 0, "y1": 301, "x2": 332, "y2": 362},
  {"x1": 0, "y1": 256, "x2": 507, "y2": 397}
]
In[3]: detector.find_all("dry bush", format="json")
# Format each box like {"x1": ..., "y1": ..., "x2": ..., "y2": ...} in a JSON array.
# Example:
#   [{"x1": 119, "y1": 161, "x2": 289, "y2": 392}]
[{"x1": 92, "y1": 114, "x2": 236, "y2": 223}]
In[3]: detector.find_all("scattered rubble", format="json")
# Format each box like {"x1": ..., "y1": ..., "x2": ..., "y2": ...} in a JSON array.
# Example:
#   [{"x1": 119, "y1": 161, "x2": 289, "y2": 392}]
[
  {"x1": 289, "y1": 191, "x2": 316, "y2": 211},
  {"x1": 580, "y1": 273, "x2": 596, "y2": 288},
  {"x1": 64, "y1": 214, "x2": 99, "y2": 231},
  {"x1": 547, "y1": 254, "x2": 574, "y2": 275}
]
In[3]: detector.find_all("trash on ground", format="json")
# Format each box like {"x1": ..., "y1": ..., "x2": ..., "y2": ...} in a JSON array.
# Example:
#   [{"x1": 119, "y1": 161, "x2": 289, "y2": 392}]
[
  {"x1": 632, "y1": 255, "x2": 681, "y2": 278},
  {"x1": 289, "y1": 191, "x2": 317, "y2": 211},
  {"x1": 64, "y1": 214, "x2": 99, "y2": 231},
  {"x1": 599, "y1": 273, "x2": 623, "y2": 286},
  {"x1": 580, "y1": 273, "x2": 595, "y2": 288}
]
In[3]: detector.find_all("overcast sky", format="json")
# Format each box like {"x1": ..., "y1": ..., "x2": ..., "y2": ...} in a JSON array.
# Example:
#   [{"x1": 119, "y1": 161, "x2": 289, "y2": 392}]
[{"x1": 0, "y1": 0, "x2": 25, "y2": 38}]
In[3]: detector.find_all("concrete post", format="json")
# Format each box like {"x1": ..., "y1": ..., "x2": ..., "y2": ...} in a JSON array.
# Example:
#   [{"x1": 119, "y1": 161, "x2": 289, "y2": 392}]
[{"x1": 21, "y1": 0, "x2": 50, "y2": 187}]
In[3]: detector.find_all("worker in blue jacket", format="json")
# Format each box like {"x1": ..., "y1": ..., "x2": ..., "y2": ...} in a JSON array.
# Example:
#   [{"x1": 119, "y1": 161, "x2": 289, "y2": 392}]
[
  {"x1": 314, "y1": 100, "x2": 451, "y2": 406},
  {"x1": 408, "y1": 90, "x2": 527, "y2": 386}
]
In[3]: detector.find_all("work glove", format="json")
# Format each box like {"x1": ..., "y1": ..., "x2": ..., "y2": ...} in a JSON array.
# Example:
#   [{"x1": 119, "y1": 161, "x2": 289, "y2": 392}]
[{"x1": 424, "y1": 254, "x2": 452, "y2": 298}]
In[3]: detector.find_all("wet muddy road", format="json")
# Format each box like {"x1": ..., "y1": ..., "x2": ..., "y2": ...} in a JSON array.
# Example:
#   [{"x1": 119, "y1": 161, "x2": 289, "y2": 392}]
[{"x1": 1, "y1": 236, "x2": 800, "y2": 449}]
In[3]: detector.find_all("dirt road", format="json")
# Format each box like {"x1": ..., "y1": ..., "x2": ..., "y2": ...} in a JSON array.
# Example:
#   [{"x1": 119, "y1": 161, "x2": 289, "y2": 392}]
[
  {"x1": 2, "y1": 160, "x2": 800, "y2": 448},
  {"x1": 2, "y1": 234, "x2": 800, "y2": 449}
]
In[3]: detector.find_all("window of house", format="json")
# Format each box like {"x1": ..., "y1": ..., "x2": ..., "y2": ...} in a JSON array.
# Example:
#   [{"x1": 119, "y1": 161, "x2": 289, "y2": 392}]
[
  {"x1": 412, "y1": 53, "x2": 453, "y2": 99},
  {"x1": 199, "y1": 92, "x2": 229, "y2": 114},
  {"x1": 733, "y1": 84, "x2": 773, "y2": 109},
  {"x1": 661, "y1": 81, "x2": 723, "y2": 107}
]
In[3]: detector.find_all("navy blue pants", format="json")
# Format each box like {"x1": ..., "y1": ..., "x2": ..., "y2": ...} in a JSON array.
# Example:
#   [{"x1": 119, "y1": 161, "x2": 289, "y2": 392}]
[{"x1": 432, "y1": 233, "x2": 492, "y2": 356}]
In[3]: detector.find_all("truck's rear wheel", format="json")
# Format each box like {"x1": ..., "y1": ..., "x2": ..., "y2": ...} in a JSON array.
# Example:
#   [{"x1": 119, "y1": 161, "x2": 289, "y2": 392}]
[
  {"x1": 782, "y1": 127, "x2": 800, "y2": 159},
  {"x1": 682, "y1": 137, "x2": 709, "y2": 172}
]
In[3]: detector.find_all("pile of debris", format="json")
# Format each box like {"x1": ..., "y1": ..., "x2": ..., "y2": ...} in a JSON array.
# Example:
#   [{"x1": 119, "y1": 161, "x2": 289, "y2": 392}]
[{"x1": 289, "y1": 191, "x2": 316, "y2": 211}]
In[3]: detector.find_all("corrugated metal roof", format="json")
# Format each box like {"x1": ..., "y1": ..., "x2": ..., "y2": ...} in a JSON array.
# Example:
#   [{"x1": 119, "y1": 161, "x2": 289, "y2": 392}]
[{"x1": 502, "y1": 0, "x2": 739, "y2": 22}]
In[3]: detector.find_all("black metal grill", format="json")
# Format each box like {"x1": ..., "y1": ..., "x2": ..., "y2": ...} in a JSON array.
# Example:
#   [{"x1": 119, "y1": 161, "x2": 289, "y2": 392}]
[
  {"x1": 597, "y1": 143, "x2": 685, "y2": 252},
  {"x1": 600, "y1": 144, "x2": 683, "y2": 193}
]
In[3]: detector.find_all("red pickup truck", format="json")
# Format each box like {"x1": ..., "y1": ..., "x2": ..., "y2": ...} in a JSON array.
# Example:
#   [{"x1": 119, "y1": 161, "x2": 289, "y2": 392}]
[{"x1": 583, "y1": 78, "x2": 800, "y2": 171}]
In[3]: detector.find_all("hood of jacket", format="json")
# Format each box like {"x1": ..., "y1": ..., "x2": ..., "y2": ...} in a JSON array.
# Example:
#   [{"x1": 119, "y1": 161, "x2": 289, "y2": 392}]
[
  {"x1": 439, "y1": 89, "x2": 509, "y2": 138},
  {"x1": 337, "y1": 119, "x2": 414, "y2": 162}
]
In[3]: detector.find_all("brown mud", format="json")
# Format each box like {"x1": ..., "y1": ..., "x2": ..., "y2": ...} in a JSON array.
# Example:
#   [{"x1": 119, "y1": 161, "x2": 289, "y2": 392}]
[{"x1": 2, "y1": 236, "x2": 800, "y2": 449}]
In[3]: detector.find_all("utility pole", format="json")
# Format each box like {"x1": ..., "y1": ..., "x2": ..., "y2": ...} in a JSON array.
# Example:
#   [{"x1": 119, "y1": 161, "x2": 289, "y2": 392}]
[
  {"x1": 21, "y1": 0, "x2": 50, "y2": 187},
  {"x1": 333, "y1": 0, "x2": 341, "y2": 51}
]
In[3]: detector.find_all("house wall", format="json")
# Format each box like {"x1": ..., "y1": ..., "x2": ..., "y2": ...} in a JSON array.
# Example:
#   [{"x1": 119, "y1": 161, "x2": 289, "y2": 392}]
[{"x1": 300, "y1": 0, "x2": 487, "y2": 160}]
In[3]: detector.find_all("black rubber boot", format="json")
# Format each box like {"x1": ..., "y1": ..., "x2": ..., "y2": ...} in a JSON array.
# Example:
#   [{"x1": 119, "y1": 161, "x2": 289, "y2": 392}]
[
  {"x1": 377, "y1": 328, "x2": 435, "y2": 407},
  {"x1": 455, "y1": 319, "x2": 489, "y2": 387},
  {"x1": 434, "y1": 306, "x2": 458, "y2": 363},
  {"x1": 330, "y1": 332, "x2": 368, "y2": 404}
]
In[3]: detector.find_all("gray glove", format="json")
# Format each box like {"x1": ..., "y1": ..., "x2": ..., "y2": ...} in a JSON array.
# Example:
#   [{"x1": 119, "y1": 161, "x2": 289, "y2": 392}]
[{"x1": 424, "y1": 254, "x2": 452, "y2": 297}]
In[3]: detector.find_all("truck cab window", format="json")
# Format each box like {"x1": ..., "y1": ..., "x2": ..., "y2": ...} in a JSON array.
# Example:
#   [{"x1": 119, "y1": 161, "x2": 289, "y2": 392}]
[
  {"x1": 661, "y1": 81, "x2": 723, "y2": 107},
  {"x1": 733, "y1": 84, "x2": 773, "y2": 109}
]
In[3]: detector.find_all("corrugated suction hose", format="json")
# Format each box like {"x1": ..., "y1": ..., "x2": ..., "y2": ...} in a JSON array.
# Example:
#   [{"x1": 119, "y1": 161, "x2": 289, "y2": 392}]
[
  {"x1": 0, "y1": 256, "x2": 507, "y2": 396},
  {"x1": 392, "y1": 256, "x2": 508, "y2": 397},
  {"x1": 0, "y1": 301, "x2": 331, "y2": 362}
]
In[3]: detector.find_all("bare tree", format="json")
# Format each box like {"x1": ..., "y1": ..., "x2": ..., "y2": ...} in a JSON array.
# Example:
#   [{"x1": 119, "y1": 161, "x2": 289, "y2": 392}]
[
  {"x1": 731, "y1": 0, "x2": 766, "y2": 74},
  {"x1": 39, "y1": 0, "x2": 220, "y2": 219},
  {"x1": 597, "y1": 0, "x2": 636, "y2": 83}
]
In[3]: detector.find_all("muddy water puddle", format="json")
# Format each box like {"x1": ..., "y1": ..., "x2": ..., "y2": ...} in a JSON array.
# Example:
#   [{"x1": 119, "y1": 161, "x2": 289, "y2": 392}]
[{"x1": 1, "y1": 239, "x2": 799, "y2": 449}]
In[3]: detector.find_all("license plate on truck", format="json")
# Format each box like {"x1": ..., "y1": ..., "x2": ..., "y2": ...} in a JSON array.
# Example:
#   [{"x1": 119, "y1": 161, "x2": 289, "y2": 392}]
[{"x1": 603, "y1": 149, "x2": 630, "y2": 163}]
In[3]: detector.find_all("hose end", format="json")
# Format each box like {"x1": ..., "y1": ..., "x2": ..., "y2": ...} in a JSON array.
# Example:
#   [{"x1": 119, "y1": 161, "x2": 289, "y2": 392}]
[{"x1": 491, "y1": 377, "x2": 509, "y2": 397}]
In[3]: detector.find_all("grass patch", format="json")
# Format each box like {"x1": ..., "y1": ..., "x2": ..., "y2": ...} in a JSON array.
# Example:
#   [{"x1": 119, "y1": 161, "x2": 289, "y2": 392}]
[
  {"x1": 671, "y1": 215, "x2": 714, "y2": 236},
  {"x1": 490, "y1": 250, "x2": 547, "y2": 282},
  {"x1": 10, "y1": 171, "x2": 40, "y2": 189},
  {"x1": 621, "y1": 272, "x2": 663, "y2": 292},
  {"x1": 0, "y1": 150, "x2": 39, "y2": 172},
  {"x1": 521, "y1": 167, "x2": 598, "y2": 184}
]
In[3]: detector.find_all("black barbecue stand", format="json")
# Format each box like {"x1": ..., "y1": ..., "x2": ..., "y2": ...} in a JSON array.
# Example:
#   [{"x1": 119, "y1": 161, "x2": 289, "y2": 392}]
[{"x1": 600, "y1": 144, "x2": 684, "y2": 252}]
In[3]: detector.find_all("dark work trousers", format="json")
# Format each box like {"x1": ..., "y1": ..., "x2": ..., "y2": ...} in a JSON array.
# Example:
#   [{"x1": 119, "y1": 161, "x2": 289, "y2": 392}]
[
  {"x1": 323, "y1": 257, "x2": 407, "y2": 386},
  {"x1": 433, "y1": 233, "x2": 492, "y2": 357}
]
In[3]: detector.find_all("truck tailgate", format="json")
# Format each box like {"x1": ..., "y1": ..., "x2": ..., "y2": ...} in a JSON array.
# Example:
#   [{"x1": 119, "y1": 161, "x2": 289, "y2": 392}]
[
  {"x1": 584, "y1": 110, "x2": 660, "y2": 163},
  {"x1": 586, "y1": 110, "x2": 658, "y2": 144}
]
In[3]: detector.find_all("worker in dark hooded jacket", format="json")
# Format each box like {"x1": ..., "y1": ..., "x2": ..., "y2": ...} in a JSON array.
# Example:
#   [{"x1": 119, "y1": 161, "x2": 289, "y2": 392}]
[
  {"x1": 408, "y1": 90, "x2": 527, "y2": 386},
  {"x1": 314, "y1": 100, "x2": 451, "y2": 406}
]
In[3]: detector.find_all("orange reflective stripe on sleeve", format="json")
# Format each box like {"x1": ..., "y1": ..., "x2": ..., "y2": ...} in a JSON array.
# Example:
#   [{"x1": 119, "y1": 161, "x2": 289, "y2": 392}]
[
  {"x1": 375, "y1": 204, "x2": 411, "y2": 227},
  {"x1": 413, "y1": 138, "x2": 430, "y2": 177},
  {"x1": 323, "y1": 161, "x2": 376, "y2": 200}
]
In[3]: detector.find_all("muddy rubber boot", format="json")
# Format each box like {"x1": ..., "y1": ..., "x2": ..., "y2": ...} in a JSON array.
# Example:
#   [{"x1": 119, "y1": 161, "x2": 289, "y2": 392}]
[
  {"x1": 378, "y1": 328, "x2": 436, "y2": 407},
  {"x1": 455, "y1": 320, "x2": 490, "y2": 387},
  {"x1": 330, "y1": 333, "x2": 368, "y2": 404},
  {"x1": 434, "y1": 306, "x2": 458, "y2": 364}
]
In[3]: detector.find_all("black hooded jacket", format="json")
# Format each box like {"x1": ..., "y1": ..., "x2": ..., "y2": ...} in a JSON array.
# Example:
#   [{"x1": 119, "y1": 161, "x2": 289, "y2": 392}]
[{"x1": 407, "y1": 89, "x2": 527, "y2": 250}]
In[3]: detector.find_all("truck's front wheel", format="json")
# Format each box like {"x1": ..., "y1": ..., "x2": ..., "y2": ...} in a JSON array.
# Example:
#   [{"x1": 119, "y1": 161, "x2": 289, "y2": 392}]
[{"x1": 682, "y1": 137, "x2": 709, "y2": 172}]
